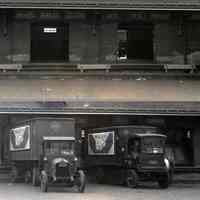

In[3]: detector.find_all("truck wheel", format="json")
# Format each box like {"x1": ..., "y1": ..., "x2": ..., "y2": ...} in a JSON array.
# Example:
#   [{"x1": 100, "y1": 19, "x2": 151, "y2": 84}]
[
  {"x1": 10, "y1": 166, "x2": 18, "y2": 183},
  {"x1": 75, "y1": 170, "x2": 86, "y2": 193},
  {"x1": 32, "y1": 167, "x2": 40, "y2": 186},
  {"x1": 168, "y1": 167, "x2": 174, "y2": 184},
  {"x1": 25, "y1": 171, "x2": 31, "y2": 184},
  {"x1": 126, "y1": 170, "x2": 138, "y2": 188},
  {"x1": 95, "y1": 168, "x2": 105, "y2": 184},
  {"x1": 158, "y1": 174, "x2": 170, "y2": 189},
  {"x1": 40, "y1": 172, "x2": 48, "y2": 192}
]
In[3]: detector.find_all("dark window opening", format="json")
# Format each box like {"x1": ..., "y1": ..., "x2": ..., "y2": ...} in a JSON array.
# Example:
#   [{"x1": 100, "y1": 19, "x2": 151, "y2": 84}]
[
  {"x1": 117, "y1": 23, "x2": 154, "y2": 61},
  {"x1": 31, "y1": 22, "x2": 68, "y2": 62}
]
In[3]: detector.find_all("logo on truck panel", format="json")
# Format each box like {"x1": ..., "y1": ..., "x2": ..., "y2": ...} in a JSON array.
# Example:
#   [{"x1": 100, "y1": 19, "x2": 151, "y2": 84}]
[
  {"x1": 88, "y1": 131, "x2": 115, "y2": 155},
  {"x1": 10, "y1": 126, "x2": 30, "y2": 151}
]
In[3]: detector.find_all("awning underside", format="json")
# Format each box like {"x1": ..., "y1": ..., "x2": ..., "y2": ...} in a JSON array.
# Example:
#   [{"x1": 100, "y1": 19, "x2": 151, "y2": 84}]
[
  {"x1": 1, "y1": 0, "x2": 200, "y2": 10},
  {"x1": 0, "y1": 101, "x2": 199, "y2": 115},
  {"x1": 0, "y1": 78, "x2": 199, "y2": 102},
  {"x1": 0, "y1": 78, "x2": 199, "y2": 114}
]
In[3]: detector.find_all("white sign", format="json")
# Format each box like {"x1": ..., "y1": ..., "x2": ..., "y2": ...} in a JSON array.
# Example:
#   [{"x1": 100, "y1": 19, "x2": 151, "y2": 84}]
[
  {"x1": 88, "y1": 131, "x2": 115, "y2": 155},
  {"x1": 10, "y1": 126, "x2": 30, "y2": 151},
  {"x1": 43, "y1": 27, "x2": 57, "y2": 33}
]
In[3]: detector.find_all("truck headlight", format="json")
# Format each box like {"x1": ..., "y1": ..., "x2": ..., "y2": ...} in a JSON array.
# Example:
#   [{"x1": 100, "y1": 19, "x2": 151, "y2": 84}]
[
  {"x1": 164, "y1": 158, "x2": 170, "y2": 170},
  {"x1": 43, "y1": 156, "x2": 47, "y2": 161}
]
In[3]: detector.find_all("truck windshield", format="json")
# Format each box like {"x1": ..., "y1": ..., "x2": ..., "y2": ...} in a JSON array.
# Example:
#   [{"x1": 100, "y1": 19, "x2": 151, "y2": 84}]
[
  {"x1": 44, "y1": 141, "x2": 74, "y2": 155},
  {"x1": 141, "y1": 136, "x2": 165, "y2": 154}
]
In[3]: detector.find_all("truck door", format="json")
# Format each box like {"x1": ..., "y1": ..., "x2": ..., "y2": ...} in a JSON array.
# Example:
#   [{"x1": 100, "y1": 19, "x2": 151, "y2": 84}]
[
  {"x1": 128, "y1": 138, "x2": 140, "y2": 160},
  {"x1": 140, "y1": 136, "x2": 165, "y2": 167}
]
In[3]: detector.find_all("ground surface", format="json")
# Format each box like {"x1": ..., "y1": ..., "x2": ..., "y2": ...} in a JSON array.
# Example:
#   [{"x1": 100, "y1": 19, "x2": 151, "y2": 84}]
[{"x1": 0, "y1": 181, "x2": 200, "y2": 200}]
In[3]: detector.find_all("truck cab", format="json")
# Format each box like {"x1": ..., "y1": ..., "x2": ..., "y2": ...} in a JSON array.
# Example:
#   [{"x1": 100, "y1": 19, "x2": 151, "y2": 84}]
[
  {"x1": 84, "y1": 125, "x2": 172, "y2": 189},
  {"x1": 40, "y1": 136, "x2": 86, "y2": 192},
  {"x1": 126, "y1": 134, "x2": 171, "y2": 188}
]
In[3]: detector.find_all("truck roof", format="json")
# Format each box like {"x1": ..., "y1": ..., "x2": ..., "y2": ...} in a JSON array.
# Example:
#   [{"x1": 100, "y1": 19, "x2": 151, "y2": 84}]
[
  {"x1": 134, "y1": 133, "x2": 166, "y2": 138},
  {"x1": 14, "y1": 117, "x2": 75, "y2": 126},
  {"x1": 89, "y1": 125, "x2": 158, "y2": 131},
  {"x1": 43, "y1": 136, "x2": 75, "y2": 141}
]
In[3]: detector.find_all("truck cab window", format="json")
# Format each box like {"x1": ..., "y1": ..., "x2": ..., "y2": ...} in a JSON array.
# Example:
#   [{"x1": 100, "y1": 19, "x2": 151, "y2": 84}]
[
  {"x1": 44, "y1": 141, "x2": 75, "y2": 155},
  {"x1": 142, "y1": 137, "x2": 165, "y2": 154}
]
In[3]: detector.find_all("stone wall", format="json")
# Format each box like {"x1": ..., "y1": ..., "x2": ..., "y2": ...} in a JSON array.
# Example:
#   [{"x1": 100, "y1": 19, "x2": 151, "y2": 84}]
[
  {"x1": 154, "y1": 22, "x2": 185, "y2": 64},
  {"x1": 0, "y1": 12, "x2": 200, "y2": 65},
  {"x1": 187, "y1": 22, "x2": 200, "y2": 65},
  {"x1": 0, "y1": 17, "x2": 11, "y2": 63},
  {"x1": 193, "y1": 128, "x2": 200, "y2": 166},
  {"x1": 0, "y1": 19, "x2": 30, "y2": 64}
]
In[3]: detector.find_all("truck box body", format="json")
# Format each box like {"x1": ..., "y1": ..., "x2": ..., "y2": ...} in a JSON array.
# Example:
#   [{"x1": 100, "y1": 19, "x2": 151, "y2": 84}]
[
  {"x1": 9, "y1": 118, "x2": 76, "y2": 161},
  {"x1": 83, "y1": 126, "x2": 160, "y2": 168}
]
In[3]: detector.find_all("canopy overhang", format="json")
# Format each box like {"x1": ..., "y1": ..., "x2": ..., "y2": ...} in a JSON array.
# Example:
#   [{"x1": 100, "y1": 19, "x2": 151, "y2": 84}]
[
  {"x1": 1, "y1": 1, "x2": 200, "y2": 11},
  {"x1": 0, "y1": 77, "x2": 199, "y2": 115},
  {"x1": 0, "y1": 102, "x2": 199, "y2": 116}
]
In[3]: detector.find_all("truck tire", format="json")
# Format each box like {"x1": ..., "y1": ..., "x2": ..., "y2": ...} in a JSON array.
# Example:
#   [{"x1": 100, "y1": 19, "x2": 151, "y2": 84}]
[
  {"x1": 25, "y1": 170, "x2": 31, "y2": 184},
  {"x1": 32, "y1": 167, "x2": 40, "y2": 186},
  {"x1": 76, "y1": 170, "x2": 86, "y2": 193},
  {"x1": 10, "y1": 166, "x2": 18, "y2": 183},
  {"x1": 168, "y1": 166, "x2": 174, "y2": 184},
  {"x1": 126, "y1": 170, "x2": 138, "y2": 188},
  {"x1": 95, "y1": 168, "x2": 105, "y2": 184},
  {"x1": 158, "y1": 173, "x2": 170, "y2": 189},
  {"x1": 40, "y1": 172, "x2": 48, "y2": 192}
]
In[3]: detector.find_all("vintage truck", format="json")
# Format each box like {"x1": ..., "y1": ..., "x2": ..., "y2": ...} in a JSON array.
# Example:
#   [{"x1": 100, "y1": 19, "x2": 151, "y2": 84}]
[
  {"x1": 83, "y1": 125, "x2": 172, "y2": 188},
  {"x1": 9, "y1": 117, "x2": 86, "y2": 192}
]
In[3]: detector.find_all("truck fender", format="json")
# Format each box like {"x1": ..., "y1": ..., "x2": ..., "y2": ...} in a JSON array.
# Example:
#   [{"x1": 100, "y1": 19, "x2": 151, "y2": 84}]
[
  {"x1": 164, "y1": 158, "x2": 170, "y2": 170},
  {"x1": 41, "y1": 170, "x2": 47, "y2": 178}
]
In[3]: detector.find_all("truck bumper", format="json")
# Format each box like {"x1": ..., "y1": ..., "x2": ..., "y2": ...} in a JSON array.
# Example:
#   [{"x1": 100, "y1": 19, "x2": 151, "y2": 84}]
[{"x1": 138, "y1": 166, "x2": 168, "y2": 174}]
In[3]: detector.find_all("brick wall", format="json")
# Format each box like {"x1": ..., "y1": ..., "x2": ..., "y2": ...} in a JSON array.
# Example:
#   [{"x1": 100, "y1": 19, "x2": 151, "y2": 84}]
[
  {"x1": 11, "y1": 21, "x2": 30, "y2": 63},
  {"x1": 193, "y1": 128, "x2": 200, "y2": 166},
  {"x1": 69, "y1": 22, "x2": 86, "y2": 63},
  {"x1": 187, "y1": 22, "x2": 200, "y2": 65},
  {"x1": 0, "y1": 18, "x2": 11, "y2": 63},
  {"x1": 0, "y1": 12, "x2": 200, "y2": 65},
  {"x1": 69, "y1": 22, "x2": 117, "y2": 63},
  {"x1": 100, "y1": 23, "x2": 118, "y2": 63},
  {"x1": 154, "y1": 22, "x2": 185, "y2": 64},
  {"x1": 0, "y1": 20, "x2": 30, "y2": 64}
]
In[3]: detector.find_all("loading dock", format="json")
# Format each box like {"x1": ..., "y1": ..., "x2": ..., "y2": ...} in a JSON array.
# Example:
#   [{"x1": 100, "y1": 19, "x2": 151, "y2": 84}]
[{"x1": 31, "y1": 22, "x2": 68, "y2": 62}]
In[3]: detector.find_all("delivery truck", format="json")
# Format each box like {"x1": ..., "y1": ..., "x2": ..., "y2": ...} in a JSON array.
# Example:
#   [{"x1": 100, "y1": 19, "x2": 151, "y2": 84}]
[
  {"x1": 83, "y1": 125, "x2": 172, "y2": 188},
  {"x1": 9, "y1": 117, "x2": 86, "y2": 192}
]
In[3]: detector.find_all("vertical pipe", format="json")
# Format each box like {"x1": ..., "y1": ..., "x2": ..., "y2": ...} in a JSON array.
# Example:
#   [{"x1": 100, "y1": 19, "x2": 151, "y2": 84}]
[{"x1": 183, "y1": 16, "x2": 188, "y2": 64}]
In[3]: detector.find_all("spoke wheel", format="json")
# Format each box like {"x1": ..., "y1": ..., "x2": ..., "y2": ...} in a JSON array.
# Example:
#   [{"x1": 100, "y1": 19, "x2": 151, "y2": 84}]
[
  {"x1": 126, "y1": 170, "x2": 138, "y2": 188},
  {"x1": 75, "y1": 170, "x2": 86, "y2": 193},
  {"x1": 32, "y1": 167, "x2": 40, "y2": 186},
  {"x1": 158, "y1": 173, "x2": 170, "y2": 189},
  {"x1": 25, "y1": 171, "x2": 31, "y2": 184},
  {"x1": 10, "y1": 166, "x2": 18, "y2": 183},
  {"x1": 40, "y1": 173, "x2": 48, "y2": 193}
]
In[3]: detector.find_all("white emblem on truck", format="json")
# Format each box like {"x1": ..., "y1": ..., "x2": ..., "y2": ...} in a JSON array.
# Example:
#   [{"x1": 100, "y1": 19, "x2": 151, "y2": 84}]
[
  {"x1": 88, "y1": 131, "x2": 115, "y2": 155},
  {"x1": 93, "y1": 133, "x2": 109, "y2": 151},
  {"x1": 10, "y1": 126, "x2": 30, "y2": 151},
  {"x1": 14, "y1": 127, "x2": 26, "y2": 146}
]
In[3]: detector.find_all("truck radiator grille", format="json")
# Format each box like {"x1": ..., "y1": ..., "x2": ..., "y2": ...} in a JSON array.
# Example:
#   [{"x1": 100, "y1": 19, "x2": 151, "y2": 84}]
[{"x1": 55, "y1": 164, "x2": 69, "y2": 177}]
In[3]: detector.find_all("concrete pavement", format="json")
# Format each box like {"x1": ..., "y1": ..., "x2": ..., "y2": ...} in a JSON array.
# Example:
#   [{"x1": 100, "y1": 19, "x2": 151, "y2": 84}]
[{"x1": 0, "y1": 182, "x2": 200, "y2": 200}]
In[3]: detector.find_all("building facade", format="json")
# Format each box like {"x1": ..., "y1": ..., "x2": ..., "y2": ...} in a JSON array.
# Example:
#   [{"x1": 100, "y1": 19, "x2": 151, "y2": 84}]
[
  {"x1": 1, "y1": 9, "x2": 200, "y2": 65},
  {"x1": 0, "y1": 0, "x2": 200, "y2": 169}
]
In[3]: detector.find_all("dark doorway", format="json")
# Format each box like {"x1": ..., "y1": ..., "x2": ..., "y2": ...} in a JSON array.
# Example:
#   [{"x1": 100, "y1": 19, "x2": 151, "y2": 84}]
[
  {"x1": 118, "y1": 22, "x2": 154, "y2": 60},
  {"x1": 31, "y1": 22, "x2": 68, "y2": 62}
]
